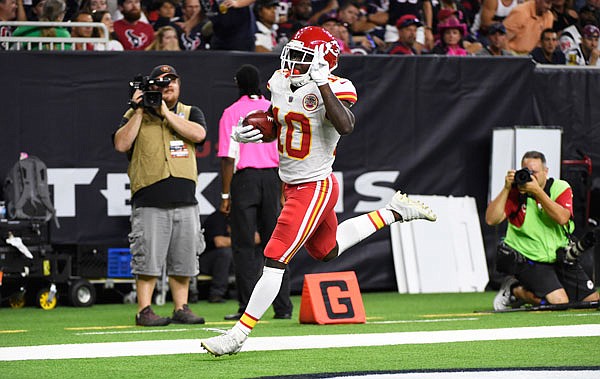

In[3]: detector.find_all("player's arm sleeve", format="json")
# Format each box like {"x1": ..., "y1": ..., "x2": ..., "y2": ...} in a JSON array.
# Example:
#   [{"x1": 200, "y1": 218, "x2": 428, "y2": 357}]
[
  {"x1": 331, "y1": 78, "x2": 358, "y2": 106},
  {"x1": 329, "y1": 78, "x2": 358, "y2": 106}
]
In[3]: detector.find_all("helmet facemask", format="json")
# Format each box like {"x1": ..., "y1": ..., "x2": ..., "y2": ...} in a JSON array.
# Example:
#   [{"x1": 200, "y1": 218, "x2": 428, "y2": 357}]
[{"x1": 280, "y1": 40, "x2": 317, "y2": 87}]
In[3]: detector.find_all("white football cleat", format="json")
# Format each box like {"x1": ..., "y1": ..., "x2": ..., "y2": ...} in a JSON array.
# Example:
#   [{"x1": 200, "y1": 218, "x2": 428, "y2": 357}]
[
  {"x1": 201, "y1": 330, "x2": 247, "y2": 357},
  {"x1": 386, "y1": 191, "x2": 437, "y2": 222}
]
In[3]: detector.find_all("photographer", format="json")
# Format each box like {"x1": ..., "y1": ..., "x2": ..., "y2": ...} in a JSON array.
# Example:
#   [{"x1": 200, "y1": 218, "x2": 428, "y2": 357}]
[
  {"x1": 485, "y1": 150, "x2": 599, "y2": 310},
  {"x1": 113, "y1": 64, "x2": 208, "y2": 326}
]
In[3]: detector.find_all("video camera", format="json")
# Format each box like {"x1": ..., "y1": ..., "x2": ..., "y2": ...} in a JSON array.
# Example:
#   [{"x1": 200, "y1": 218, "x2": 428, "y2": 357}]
[
  {"x1": 129, "y1": 75, "x2": 171, "y2": 108},
  {"x1": 513, "y1": 168, "x2": 533, "y2": 186}
]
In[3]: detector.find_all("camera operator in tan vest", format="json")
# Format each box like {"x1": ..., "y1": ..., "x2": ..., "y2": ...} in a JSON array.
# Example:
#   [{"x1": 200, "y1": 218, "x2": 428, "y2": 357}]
[{"x1": 114, "y1": 64, "x2": 207, "y2": 326}]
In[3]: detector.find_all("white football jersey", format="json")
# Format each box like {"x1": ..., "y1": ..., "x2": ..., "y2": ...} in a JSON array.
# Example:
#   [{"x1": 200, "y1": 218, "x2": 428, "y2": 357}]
[{"x1": 268, "y1": 70, "x2": 357, "y2": 185}]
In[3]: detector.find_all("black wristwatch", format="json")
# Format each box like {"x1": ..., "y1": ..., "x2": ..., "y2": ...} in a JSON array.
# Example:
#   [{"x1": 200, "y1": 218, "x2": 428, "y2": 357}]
[{"x1": 128, "y1": 100, "x2": 141, "y2": 110}]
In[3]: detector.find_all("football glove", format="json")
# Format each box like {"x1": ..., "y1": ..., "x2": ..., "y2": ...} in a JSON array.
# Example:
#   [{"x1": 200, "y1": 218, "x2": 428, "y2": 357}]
[
  {"x1": 310, "y1": 44, "x2": 330, "y2": 86},
  {"x1": 230, "y1": 117, "x2": 263, "y2": 143}
]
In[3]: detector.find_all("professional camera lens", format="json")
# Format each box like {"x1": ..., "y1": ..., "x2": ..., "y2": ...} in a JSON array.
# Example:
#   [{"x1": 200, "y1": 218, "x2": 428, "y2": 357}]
[{"x1": 514, "y1": 168, "x2": 533, "y2": 186}]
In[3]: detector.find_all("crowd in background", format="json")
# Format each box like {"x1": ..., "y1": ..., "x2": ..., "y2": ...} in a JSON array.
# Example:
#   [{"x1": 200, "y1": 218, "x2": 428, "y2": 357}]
[{"x1": 0, "y1": 0, "x2": 599, "y2": 63}]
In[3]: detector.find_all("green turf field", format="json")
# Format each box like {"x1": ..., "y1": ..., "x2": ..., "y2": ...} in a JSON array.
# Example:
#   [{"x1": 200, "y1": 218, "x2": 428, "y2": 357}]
[{"x1": 1, "y1": 291, "x2": 599, "y2": 378}]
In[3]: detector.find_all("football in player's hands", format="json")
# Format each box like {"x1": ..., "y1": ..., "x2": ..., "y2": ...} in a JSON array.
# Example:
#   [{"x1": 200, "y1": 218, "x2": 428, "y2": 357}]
[{"x1": 243, "y1": 110, "x2": 277, "y2": 142}]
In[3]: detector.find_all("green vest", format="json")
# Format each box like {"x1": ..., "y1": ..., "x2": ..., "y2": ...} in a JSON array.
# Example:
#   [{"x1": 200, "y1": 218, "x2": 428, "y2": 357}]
[
  {"x1": 126, "y1": 103, "x2": 197, "y2": 195},
  {"x1": 504, "y1": 178, "x2": 574, "y2": 263}
]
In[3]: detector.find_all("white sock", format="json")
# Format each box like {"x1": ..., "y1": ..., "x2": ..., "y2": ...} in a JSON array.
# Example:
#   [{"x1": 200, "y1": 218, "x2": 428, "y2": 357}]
[
  {"x1": 232, "y1": 266, "x2": 284, "y2": 337},
  {"x1": 336, "y1": 209, "x2": 396, "y2": 256}
]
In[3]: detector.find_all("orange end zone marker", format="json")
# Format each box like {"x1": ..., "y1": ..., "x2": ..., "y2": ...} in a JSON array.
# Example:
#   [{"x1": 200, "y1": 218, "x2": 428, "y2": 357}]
[{"x1": 299, "y1": 271, "x2": 366, "y2": 324}]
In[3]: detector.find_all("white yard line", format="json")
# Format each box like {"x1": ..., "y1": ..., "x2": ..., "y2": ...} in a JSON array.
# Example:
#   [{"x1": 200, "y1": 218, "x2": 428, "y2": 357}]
[{"x1": 0, "y1": 324, "x2": 599, "y2": 361}]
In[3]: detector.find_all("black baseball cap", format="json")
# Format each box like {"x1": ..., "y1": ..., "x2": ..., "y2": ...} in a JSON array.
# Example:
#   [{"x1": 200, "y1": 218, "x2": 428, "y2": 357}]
[
  {"x1": 149, "y1": 64, "x2": 179, "y2": 80},
  {"x1": 488, "y1": 22, "x2": 506, "y2": 35}
]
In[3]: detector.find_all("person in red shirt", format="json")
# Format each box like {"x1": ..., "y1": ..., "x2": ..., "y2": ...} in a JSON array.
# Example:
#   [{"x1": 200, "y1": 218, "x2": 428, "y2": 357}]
[
  {"x1": 388, "y1": 14, "x2": 422, "y2": 55},
  {"x1": 113, "y1": 0, "x2": 155, "y2": 50}
]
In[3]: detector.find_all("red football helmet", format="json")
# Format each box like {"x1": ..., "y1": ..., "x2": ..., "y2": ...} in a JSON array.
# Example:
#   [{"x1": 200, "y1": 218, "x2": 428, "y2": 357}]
[{"x1": 280, "y1": 26, "x2": 340, "y2": 86}]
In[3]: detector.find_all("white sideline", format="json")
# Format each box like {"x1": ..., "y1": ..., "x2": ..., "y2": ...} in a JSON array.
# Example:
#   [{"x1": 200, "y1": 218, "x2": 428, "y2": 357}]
[{"x1": 1, "y1": 324, "x2": 599, "y2": 361}]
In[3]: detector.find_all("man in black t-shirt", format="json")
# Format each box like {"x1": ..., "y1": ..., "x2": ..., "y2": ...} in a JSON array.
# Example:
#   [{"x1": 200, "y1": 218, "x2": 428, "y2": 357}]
[{"x1": 530, "y1": 28, "x2": 566, "y2": 64}]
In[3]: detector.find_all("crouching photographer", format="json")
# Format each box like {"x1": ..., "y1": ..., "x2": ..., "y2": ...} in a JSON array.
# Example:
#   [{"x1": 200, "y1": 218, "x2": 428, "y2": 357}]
[
  {"x1": 113, "y1": 64, "x2": 208, "y2": 326},
  {"x1": 485, "y1": 150, "x2": 599, "y2": 311}
]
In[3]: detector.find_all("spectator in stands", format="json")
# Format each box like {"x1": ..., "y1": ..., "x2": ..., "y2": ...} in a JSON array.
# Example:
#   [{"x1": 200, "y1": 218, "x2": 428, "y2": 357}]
[
  {"x1": 475, "y1": 21, "x2": 512, "y2": 55},
  {"x1": 338, "y1": 19, "x2": 364, "y2": 52},
  {"x1": 150, "y1": 0, "x2": 180, "y2": 29},
  {"x1": 578, "y1": 4, "x2": 599, "y2": 29},
  {"x1": 113, "y1": 0, "x2": 155, "y2": 49},
  {"x1": 92, "y1": 9, "x2": 125, "y2": 50},
  {"x1": 198, "y1": 211, "x2": 234, "y2": 303},
  {"x1": 337, "y1": 1, "x2": 385, "y2": 53},
  {"x1": 218, "y1": 64, "x2": 292, "y2": 321},
  {"x1": 579, "y1": 24, "x2": 600, "y2": 65},
  {"x1": 307, "y1": 0, "x2": 338, "y2": 25},
  {"x1": 388, "y1": 14, "x2": 422, "y2": 54},
  {"x1": 551, "y1": 0, "x2": 578, "y2": 33},
  {"x1": 436, "y1": 8, "x2": 482, "y2": 53},
  {"x1": 319, "y1": 15, "x2": 353, "y2": 53},
  {"x1": 254, "y1": 0, "x2": 282, "y2": 52},
  {"x1": 206, "y1": 0, "x2": 256, "y2": 50},
  {"x1": 114, "y1": 64, "x2": 207, "y2": 326},
  {"x1": 278, "y1": 0, "x2": 312, "y2": 40},
  {"x1": 470, "y1": 0, "x2": 518, "y2": 43},
  {"x1": 579, "y1": 1, "x2": 600, "y2": 26},
  {"x1": 385, "y1": 0, "x2": 433, "y2": 51},
  {"x1": 13, "y1": 0, "x2": 72, "y2": 50},
  {"x1": 337, "y1": 0, "x2": 360, "y2": 25},
  {"x1": 349, "y1": 0, "x2": 389, "y2": 44},
  {"x1": 530, "y1": 28, "x2": 566, "y2": 63},
  {"x1": 80, "y1": 0, "x2": 108, "y2": 12},
  {"x1": 90, "y1": 0, "x2": 108, "y2": 10},
  {"x1": 174, "y1": 0, "x2": 208, "y2": 50},
  {"x1": 71, "y1": 10, "x2": 95, "y2": 50},
  {"x1": 25, "y1": 0, "x2": 45, "y2": 21},
  {"x1": 112, "y1": 0, "x2": 151, "y2": 22},
  {"x1": 430, "y1": 15, "x2": 468, "y2": 54},
  {"x1": 0, "y1": 0, "x2": 18, "y2": 50},
  {"x1": 145, "y1": 24, "x2": 181, "y2": 49},
  {"x1": 503, "y1": 0, "x2": 553, "y2": 55},
  {"x1": 486, "y1": 150, "x2": 599, "y2": 311},
  {"x1": 557, "y1": 8, "x2": 596, "y2": 63},
  {"x1": 432, "y1": 0, "x2": 469, "y2": 35}
]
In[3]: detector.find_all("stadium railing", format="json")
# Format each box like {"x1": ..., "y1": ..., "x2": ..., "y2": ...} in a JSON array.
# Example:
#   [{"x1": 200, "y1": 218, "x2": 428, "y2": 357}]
[{"x1": 0, "y1": 21, "x2": 109, "y2": 51}]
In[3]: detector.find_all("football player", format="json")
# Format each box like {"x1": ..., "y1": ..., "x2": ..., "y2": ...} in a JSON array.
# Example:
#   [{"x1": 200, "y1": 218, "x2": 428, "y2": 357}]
[{"x1": 201, "y1": 26, "x2": 437, "y2": 357}]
